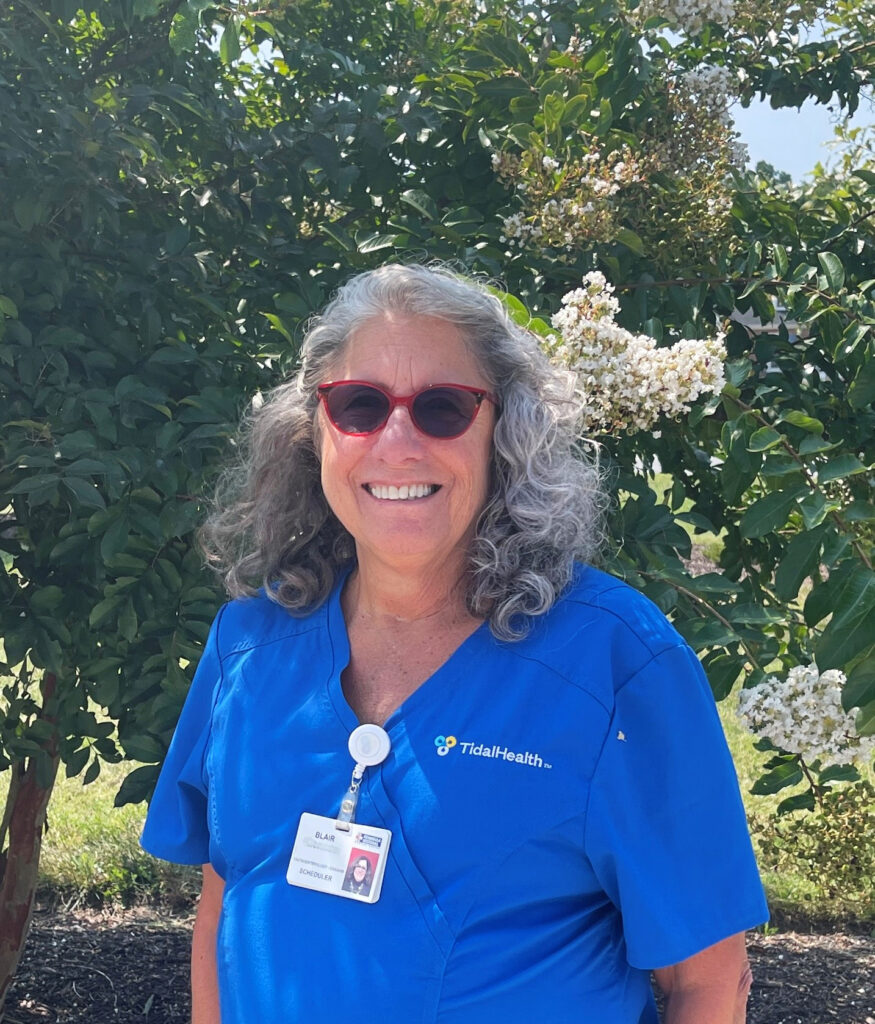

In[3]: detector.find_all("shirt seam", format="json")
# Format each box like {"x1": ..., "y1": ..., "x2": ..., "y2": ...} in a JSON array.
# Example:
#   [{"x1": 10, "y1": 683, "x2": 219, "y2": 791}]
[
  {"x1": 562, "y1": 591, "x2": 681, "y2": 661},
  {"x1": 580, "y1": 643, "x2": 690, "y2": 857},
  {"x1": 217, "y1": 621, "x2": 324, "y2": 662}
]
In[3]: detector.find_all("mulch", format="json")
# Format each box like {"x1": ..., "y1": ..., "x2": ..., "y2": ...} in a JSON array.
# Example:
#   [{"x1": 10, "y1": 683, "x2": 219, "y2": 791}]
[{"x1": 5, "y1": 904, "x2": 874, "y2": 1023}]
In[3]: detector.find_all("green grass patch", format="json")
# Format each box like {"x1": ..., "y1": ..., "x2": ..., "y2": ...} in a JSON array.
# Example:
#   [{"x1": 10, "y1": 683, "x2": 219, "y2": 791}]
[{"x1": 2, "y1": 761, "x2": 199, "y2": 909}]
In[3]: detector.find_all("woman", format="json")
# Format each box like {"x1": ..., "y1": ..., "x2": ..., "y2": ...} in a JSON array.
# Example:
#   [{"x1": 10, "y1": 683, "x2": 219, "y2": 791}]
[
  {"x1": 142, "y1": 263, "x2": 767, "y2": 1022},
  {"x1": 342, "y1": 855, "x2": 374, "y2": 896}
]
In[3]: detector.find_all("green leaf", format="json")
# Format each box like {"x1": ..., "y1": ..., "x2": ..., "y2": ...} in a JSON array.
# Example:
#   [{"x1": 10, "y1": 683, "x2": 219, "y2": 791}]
[
  {"x1": 356, "y1": 232, "x2": 398, "y2": 253},
  {"x1": 399, "y1": 189, "x2": 438, "y2": 221},
  {"x1": 120, "y1": 734, "x2": 164, "y2": 762},
  {"x1": 89, "y1": 596, "x2": 123, "y2": 629},
  {"x1": 847, "y1": 360, "x2": 875, "y2": 410},
  {"x1": 856, "y1": 699, "x2": 875, "y2": 737},
  {"x1": 817, "y1": 251, "x2": 845, "y2": 292},
  {"x1": 703, "y1": 654, "x2": 741, "y2": 700},
  {"x1": 750, "y1": 761, "x2": 803, "y2": 795},
  {"x1": 747, "y1": 426, "x2": 784, "y2": 452},
  {"x1": 844, "y1": 659, "x2": 875, "y2": 716},
  {"x1": 100, "y1": 517, "x2": 130, "y2": 561},
  {"x1": 615, "y1": 228, "x2": 645, "y2": 255},
  {"x1": 62, "y1": 476, "x2": 105, "y2": 509},
  {"x1": 83, "y1": 760, "x2": 101, "y2": 785},
  {"x1": 772, "y1": 244, "x2": 789, "y2": 278},
  {"x1": 818, "y1": 454, "x2": 867, "y2": 484},
  {"x1": 728, "y1": 604, "x2": 785, "y2": 625},
  {"x1": 0, "y1": 295, "x2": 19, "y2": 318},
  {"x1": 814, "y1": 567, "x2": 875, "y2": 670},
  {"x1": 219, "y1": 16, "x2": 241, "y2": 64},
  {"x1": 780, "y1": 411, "x2": 824, "y2": 434},
  {"x1": 819, "y1": 763, "x2": 859, "y2": 784},
  {"x1": 118, "y1": 599, "x2": 138, "y2": 642},
  {"x1": 261, "y1": 313, "x2": 292, "y2": 343},
  {"x1": 169, "y1": 9, "x2": 199, "y2": 55},
  {"x1": 798, "y1": 436, "x2": 838, "y2": 456},
  {"x1": 738, "y1": 483, "x2": 807, "y2": 539},
  {"x1": 774, "y1": 526, "x2": 826, "y2": 601},
  {"x1": 65, "y1": 746, "x2": 90, "y2": 778},
  {"x1": 543, "y1": 92, "x2": 564, "y2": 133},
  {"x1": 114, "y1": 764, "x2": 160, "y2": 806},
  {"x1": 776, "y1": 792, "x2": 815, "y2": 815},
  {"x1": 30, "y1": 586, "x2": 64, "y2": 613}
]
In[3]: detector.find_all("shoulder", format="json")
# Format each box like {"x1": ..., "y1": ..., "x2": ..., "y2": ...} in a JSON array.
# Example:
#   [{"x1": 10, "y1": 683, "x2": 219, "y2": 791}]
[
  {"x1": 562, "y1": 565, "x2": 684, "y2": 656},
  {"x1": 212, "y1": 589, "x2": 328, "y2": 662},
  {"x1": 507, "y1": 565, "x2": 688, "y2": 707}
]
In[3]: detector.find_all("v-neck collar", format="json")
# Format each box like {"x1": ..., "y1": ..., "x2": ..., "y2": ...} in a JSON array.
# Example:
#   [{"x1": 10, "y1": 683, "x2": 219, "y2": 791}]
[{"x1": 324, "y1": 564, "x2": 490, "y2": 735}]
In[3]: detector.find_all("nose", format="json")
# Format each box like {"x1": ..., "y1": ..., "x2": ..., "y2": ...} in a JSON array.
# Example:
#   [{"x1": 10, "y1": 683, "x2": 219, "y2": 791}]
[{"x1": 373, "y1": 404, "x2": 425, "y2": 455}]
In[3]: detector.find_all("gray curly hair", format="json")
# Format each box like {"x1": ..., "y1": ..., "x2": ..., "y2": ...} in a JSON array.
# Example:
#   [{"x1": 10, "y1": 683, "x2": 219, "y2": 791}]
[{"x1": 201, "y1": 263, "x2": 605, "y2": 641}]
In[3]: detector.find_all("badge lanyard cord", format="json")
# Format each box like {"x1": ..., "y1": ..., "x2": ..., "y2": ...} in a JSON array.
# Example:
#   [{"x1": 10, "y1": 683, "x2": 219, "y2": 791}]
[
  {"x1": 336, "y1": 762, "x2": 366, "y2": 831},
  {"x1": 336, "y1": 724, "x2": 391, "y2": 832}
]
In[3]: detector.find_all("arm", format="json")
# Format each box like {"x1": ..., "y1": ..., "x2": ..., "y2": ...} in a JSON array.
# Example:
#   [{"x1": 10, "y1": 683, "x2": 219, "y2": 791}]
[
  {"x1": 191, "y1": 863, "x2": 224, "y2": 1024},
  {"x1": 653, "y1": 932, "x2": 753, "y2": 1024}
]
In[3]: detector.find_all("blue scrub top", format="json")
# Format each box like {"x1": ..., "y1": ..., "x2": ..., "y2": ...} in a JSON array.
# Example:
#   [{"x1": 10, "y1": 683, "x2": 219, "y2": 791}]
[{"x1": 141, "y1": 565, "x2": 768, "y2": 1022}]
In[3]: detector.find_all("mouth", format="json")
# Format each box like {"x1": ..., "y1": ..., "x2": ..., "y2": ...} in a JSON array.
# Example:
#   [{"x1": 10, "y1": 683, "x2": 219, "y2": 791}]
[{"x1": 364, "y1": 484, "x2": 440, "y2": 501}]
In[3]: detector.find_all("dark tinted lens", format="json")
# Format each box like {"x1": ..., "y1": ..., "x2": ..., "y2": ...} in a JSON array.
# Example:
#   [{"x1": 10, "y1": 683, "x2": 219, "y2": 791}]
[
  {"x1": 412, "y1": 387, "x2": 480, "y2": 438},
  {"x1": 324, "y1": 384, "x2": 389, "y2": 434}
]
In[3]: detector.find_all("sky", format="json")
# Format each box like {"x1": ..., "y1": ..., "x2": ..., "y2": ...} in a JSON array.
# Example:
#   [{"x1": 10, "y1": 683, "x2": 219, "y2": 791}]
[{"x1": 732, "y1": 97, "x2": 846, "y2": 180}]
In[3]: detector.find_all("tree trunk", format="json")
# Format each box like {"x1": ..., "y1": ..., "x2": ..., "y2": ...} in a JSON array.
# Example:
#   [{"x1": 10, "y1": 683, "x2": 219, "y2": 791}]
[{"x1": 0, "y1": 673, "x2": 61, "y2": 1016}]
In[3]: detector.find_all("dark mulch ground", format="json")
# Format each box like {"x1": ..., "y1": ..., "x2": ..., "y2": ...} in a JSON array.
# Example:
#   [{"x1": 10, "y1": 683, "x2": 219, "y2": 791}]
[{"x1": 6, "y1": 904, "x2": 874, "y2": 1023}]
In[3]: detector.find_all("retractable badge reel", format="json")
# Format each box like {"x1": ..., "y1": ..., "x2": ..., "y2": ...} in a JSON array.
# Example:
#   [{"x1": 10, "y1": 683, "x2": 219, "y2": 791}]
[{"x1": 286, "y1": 725, "x2": 393, "y2": 904}]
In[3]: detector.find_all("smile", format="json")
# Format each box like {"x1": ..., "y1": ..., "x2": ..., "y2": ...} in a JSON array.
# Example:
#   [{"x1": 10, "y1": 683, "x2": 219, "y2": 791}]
[{"x1": 364, "y1": 484, "x2": 439, "y2": 500}]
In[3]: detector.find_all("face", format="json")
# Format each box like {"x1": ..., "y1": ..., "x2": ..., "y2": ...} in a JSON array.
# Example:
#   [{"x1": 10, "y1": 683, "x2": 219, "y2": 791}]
[
  {"x1": 353, "y1": 860, "x2": 368, "y2": 877},
  {"x1": 317, "y1": 313, "x2": 495, "y2": 578}
]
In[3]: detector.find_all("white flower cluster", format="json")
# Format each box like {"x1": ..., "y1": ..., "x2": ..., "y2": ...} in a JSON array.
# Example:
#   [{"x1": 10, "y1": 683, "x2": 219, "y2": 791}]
[
  {"x1": 495, "y1": 149, "x2": 641, "y2": 253},
  {"x1": 738, "y1": 665, "x2": 875, "y2": 768},
  {"x1": 545, "y1": 272, "x2": 726, "y2": 433},
  {"x1": 638, "y1": 0, "x2": 735, "y2": 33},
  {"x1": 501, "y1": 198, "x2": 602, "y2": 251},
  {"x1": 681, "y1": 65, "x2": 737, "y2": 125}
]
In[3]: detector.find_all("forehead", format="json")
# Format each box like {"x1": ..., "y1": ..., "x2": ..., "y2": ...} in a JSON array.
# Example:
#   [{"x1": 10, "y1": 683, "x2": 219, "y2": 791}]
[{"x1": 330, "y1": 313, "x2": 487, "y2": 388}]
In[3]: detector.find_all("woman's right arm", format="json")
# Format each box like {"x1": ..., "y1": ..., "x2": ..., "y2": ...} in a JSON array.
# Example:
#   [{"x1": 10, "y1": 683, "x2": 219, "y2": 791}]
[{"x1": 191, "y1": 863, "x2": 224, "y2": 1023}]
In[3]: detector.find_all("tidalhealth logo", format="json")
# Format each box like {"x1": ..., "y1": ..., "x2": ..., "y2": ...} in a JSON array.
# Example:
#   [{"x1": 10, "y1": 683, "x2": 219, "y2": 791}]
[
  {"x1": 434, "y1": 735, "x2": 457, "y2": 756},
  {"x1": 433, "y1": 733, "x2": 551, "y2": 769}
]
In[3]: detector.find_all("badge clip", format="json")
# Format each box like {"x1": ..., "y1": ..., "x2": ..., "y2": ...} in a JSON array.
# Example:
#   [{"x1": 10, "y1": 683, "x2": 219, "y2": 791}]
[{"x1": 335, "y1": 724, "x2": 391, "y2": 831}]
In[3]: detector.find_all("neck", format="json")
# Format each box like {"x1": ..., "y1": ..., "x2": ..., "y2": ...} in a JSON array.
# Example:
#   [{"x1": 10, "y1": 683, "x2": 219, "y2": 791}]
[{"x1": 344, "y1": 551, "x2": 472, "y2": 626}]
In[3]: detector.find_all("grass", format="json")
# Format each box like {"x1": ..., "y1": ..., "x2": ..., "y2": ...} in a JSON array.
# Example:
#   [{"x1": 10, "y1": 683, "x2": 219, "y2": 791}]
[{"x1": 2, "y1": 761, "x2": 199, "y2": 910}]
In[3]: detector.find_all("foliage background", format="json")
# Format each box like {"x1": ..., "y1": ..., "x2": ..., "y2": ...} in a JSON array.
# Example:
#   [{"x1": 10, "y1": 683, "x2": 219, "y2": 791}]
[{"x1": 1, "y1": 0, "x2": 874, "y2": 977}]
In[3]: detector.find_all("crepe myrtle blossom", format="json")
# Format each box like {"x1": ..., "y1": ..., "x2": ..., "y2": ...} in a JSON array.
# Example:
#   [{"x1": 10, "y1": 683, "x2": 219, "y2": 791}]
[
  {"x1": 544, "y1": 272, "x2": 726, "y2": 434},
  {"x1": 637, "y1": 0, "x2": 735, "y2": 33},
  {"x1": 737, "y1": 665, "x2": 875, "y2": 768},
  {"x1": 493, "y1": 148, "x2": 642, "y2": 253},
  {"x1": 680, "y1": 65, "x2": 737, "y2": 126}
]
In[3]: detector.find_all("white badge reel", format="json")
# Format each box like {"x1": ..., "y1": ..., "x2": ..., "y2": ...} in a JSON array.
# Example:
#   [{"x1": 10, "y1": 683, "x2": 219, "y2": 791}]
[{"x1": 286, "y1": 725, "x2": 393, "y2": 904}]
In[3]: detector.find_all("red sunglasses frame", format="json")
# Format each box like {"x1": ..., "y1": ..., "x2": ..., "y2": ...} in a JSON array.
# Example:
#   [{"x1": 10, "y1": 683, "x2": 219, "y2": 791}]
[{"x1": 316, "y1": 380, "x2": 498, "y2": 439}]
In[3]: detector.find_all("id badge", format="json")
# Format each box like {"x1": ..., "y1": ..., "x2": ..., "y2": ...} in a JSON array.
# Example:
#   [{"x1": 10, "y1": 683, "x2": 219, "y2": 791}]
[{"x1": 286, "y1": 812, "x2": 392, "y2": 904}]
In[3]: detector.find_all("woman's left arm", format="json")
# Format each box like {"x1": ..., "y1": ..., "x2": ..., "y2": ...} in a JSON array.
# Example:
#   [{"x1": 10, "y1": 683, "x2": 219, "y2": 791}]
[{"x1": 653, "y1": 932, "x2": 753, "y2": 1024}]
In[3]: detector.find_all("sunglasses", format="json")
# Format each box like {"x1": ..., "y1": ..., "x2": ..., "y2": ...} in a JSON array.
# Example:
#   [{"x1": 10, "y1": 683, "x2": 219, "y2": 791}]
[{"x1": 317, "y1": 380, "x2": 497, "y2": 439}]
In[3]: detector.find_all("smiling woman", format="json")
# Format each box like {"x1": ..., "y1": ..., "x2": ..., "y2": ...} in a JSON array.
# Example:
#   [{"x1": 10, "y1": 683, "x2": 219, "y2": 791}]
[
  {"x1": 141, "y1": 263, "x2": 767, "y2": 1024},
  {"x1": 199, "y1": 262, "x2": 603, "y2": 639}
]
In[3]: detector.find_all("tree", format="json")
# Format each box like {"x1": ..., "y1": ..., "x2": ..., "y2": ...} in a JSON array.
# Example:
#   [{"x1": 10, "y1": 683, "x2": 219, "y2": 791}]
[{"x1": 2, "y1": 0, "x2": 874, "y2": 1003}]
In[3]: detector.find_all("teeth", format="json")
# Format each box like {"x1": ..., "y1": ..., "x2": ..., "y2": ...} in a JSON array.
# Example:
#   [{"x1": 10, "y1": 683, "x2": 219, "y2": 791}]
[{"x1": 367, "y1": 484, "x2": 437, "y2": 500}]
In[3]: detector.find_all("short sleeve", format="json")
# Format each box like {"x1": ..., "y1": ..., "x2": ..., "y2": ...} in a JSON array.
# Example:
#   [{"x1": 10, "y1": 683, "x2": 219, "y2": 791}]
[
  {"x1": 583, "y1": 643, "x2": 768, "y2": 969},
  {"x1": 140, "y1": 605, "x2": 226, "y2": 870}
]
